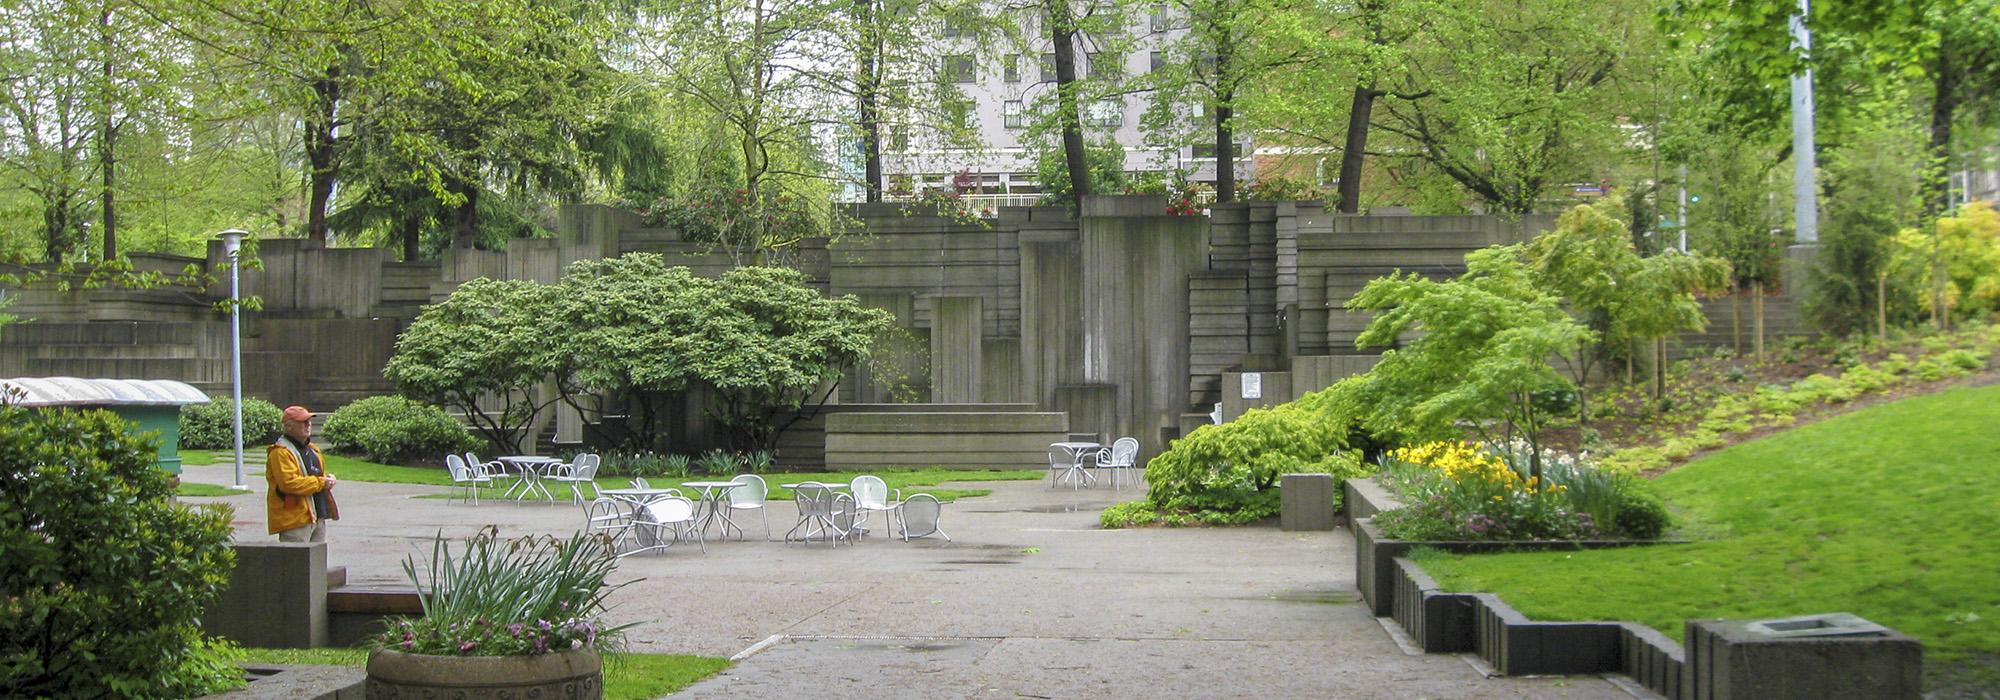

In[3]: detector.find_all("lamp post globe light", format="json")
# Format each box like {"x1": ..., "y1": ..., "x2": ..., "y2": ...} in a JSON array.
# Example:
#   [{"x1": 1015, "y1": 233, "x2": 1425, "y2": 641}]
[{"x1": 218, "y1": 229, "x2": 248, "y2": 490}]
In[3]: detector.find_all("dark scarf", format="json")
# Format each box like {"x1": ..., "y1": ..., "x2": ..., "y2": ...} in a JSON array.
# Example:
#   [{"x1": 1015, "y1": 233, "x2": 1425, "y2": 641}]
[{"x1": 284, "y1": 435, "x2": 330, "y2": 519}]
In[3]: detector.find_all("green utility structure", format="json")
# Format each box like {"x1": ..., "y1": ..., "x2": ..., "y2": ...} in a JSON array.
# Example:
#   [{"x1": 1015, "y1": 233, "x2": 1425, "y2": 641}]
[{"x1": 1, "y1": 377, "x2": 210, "y2": 474}]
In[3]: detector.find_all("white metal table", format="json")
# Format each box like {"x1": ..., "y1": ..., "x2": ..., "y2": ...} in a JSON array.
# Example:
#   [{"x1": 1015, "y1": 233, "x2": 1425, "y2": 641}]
[
  {"x1": 680, "y1": 480, "x2": 742, "y2": 538},
  {"x1": 498, "y1": 456, "x2": 562, "y2": 503},
  {"x1": 1048, "y1": 442, "x2": 1101, "y2": 490}
]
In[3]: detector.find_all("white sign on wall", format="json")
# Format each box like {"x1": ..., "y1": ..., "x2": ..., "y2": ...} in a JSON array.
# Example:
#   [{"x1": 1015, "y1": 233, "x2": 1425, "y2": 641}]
[{"x1": 1241, "y1": 372, "x2": 1262, "y2": 400}]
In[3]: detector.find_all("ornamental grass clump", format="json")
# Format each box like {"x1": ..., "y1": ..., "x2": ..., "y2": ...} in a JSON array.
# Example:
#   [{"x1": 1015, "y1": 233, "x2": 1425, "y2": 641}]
[
  {"x1": 377, "y1": 527, "x2": 632, "y2": 657},
  {"x1": 1376, "y1": 441, "x2": 1668, "y2": 541}
]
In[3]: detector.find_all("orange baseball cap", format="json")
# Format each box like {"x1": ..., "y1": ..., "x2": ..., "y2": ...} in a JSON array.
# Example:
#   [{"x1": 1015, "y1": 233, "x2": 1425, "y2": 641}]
[{"x1": 282, "y1": 405, "x2": 314, "y2": 422}]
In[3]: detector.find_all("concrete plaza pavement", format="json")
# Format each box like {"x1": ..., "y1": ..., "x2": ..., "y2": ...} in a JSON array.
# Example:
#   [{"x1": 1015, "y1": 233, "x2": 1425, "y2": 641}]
[{"x1": 181, "y1": 462, "x2": 1635, "y2": 699}]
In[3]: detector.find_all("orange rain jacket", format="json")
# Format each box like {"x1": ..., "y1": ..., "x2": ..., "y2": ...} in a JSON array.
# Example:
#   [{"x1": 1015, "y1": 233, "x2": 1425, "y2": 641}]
[{"x1": 266, "y1": 438, "x2": 340, "y2": 534}]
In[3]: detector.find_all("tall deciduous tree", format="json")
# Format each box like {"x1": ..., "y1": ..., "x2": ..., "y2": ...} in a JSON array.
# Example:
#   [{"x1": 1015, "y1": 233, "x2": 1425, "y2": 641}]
[{"x1": 1142, "y1": 0, "x2": 1305, "y2": 203}]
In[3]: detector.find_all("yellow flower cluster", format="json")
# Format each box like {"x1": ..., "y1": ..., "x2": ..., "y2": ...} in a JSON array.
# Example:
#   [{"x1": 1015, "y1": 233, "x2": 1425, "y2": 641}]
[{"x1": 1390, "y1": 441, "x2": 1519, "y2": 487}]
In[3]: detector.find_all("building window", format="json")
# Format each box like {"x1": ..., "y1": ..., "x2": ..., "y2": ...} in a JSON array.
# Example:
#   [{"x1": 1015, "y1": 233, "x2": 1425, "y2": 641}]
[
  {"x1": 1040, "y1": 53, "x2": 1057, "y2": 82},
  {"x1": 1004, "y1": 100, "x2": 1025, "y2": 129},
  {"x1": 942, "y1": 55, "x2": 976, "y2": 83},
  {"x1": 1085, "y1": 99, "x2": 1122, "y2": 128},
  {"x1": 1150, "y1": 4, "x2": 1170, "y2": 31},
  {"x1": 1150, "y1": 50, "x2": 1165, "y2": 73},
  {"x1": 1004, "y1": 55, "x2": 1021, "y2": 83}
]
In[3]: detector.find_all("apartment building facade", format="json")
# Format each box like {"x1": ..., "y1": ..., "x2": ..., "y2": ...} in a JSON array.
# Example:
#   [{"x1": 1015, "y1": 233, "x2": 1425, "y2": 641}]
[{"x1": 875, "y1": 5, "x2": 1253, "y2": 199}]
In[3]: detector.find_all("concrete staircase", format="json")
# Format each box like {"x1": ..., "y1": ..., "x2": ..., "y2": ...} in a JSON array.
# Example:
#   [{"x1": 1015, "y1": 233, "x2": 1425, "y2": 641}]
[{"x1": 369, "y1": 262, "x2": 440, "y2": 319}]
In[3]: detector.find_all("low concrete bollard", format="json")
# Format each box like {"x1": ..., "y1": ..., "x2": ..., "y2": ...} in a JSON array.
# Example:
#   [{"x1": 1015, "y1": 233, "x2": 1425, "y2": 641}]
[
  {"x1": 1687, "y1": 613, "x2": 1922, "y2": 700},
  {"x1": 1279, "y1": 473, "x2": 1335, "y2": 531},
  {"x1": 203, "y1": 542, "x2": 330, "y2": 649}
]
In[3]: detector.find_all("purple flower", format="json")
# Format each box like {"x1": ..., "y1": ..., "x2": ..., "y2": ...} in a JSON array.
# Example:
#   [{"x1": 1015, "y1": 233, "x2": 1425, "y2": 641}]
[
  {"x1": 508, "y1": 623, "x2": 525, "y2": 637},
  {"x1": 460, "y1": 640, "x2": 478, "y2": 653}
]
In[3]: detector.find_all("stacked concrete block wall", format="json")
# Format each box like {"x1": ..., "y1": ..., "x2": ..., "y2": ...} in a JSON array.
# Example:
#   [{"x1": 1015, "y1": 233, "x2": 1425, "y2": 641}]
[{"x1": 823, "y1": 408, "x2": 1067, "y2": 470}]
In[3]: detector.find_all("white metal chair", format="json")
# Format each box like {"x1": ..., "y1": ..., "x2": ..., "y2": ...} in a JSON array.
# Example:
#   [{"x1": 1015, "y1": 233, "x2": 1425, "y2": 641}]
[
  {"x1": 466, "y1": 452, "x2": 517, "y2": 496},
  {"x1": 549, "y1": 453, "x2": 602, "y2": 505},
  {"x1": 724, "y1": 473, "x2": 772, "y2": 541},
  {"x1": 627, "y1": 496, "x2": 702, "y2": 555},
  {"x1": 849, "y1": 475, "x2": 901, "y2": 537},
  {"x1": 1094, "y1": 437, "x2": 1141, "y2": 491},
  {"x1": 583, "y1": 497, "x2": 634, "y2": 552},
  {"x1": 831, "y1": 493, "x2": 863, "y2": 544},
  {"x1": 897, "y1": 493, "x2": 951, "y2": 542},
  {"x1": 445, "y1": 454, "x2": 491, "y2": 504},
  {"x1": 785, "y1": 482, "x2": 847, "y2": 547},
  {"x1": 628, "y1": 477, "x2": 680, "y2": 504}
]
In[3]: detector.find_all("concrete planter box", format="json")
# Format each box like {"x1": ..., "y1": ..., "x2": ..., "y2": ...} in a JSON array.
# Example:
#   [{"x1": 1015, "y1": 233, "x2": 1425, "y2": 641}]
[
  {"x1": 1347, "y1": 477, "x2": 1923, "y2": 700},
  {"x1": 365, "y1": 649, "x2": 601, "y2": 699}
]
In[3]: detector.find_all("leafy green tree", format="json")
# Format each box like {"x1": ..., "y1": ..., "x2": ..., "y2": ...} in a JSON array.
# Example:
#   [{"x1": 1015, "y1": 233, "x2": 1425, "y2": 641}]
[
  {"x1": 1140, "y1": 0, "x2": 1305, "y2": 203},
  {"x1": 1031, "y1": 136, "x2": 1126, "y2": 207},
  {"x1": 0, "y1": 406, "x2": 238, "y2": 696},
  {"x1": 543, "y1": 254, "x2": 894, "y2": 453},
  {"x1": 1667, "y1": 0, "x2": 2000, "y2": 213},
  {"x1": 1521, "y1": 204, "x2": 1728, "y2": 413},
  {"x1": 1342, "y1": 246, "x2": 1592, "y2": 479},
  {"x1": 385, "y1": 278, "x2": 562, "y2": 452}
]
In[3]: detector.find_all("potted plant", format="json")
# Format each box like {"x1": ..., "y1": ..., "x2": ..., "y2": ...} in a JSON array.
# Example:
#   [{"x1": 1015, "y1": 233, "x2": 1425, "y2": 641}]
[{"x1": 365, "y1": 527, "x2": 631, "y2": 699}]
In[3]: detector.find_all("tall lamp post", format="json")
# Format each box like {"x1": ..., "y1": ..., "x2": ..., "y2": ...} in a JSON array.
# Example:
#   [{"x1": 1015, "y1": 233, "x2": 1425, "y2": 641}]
[{"x1": 218, "y1": 229, "x2": 248, "y2": 490}]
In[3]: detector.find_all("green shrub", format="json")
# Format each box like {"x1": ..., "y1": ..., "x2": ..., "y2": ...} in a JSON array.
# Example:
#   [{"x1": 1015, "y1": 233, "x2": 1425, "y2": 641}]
[
  {"x1": 1099, "y1": 500, "x2": 1162, "y2": 528},
  {"x1": 597, "y1": 451, "x2": 691, "y2": 479},
  {"x1": 0, "y1": 406, "x2": 239, "y2": 697},
  {"x1": 179, "y1": 397, "x2": 283, "y2": 449},
  {"x1": 320, "y1": 396, "x2": 478, "y2": 463},
  {"x1": 1143, "y1": 386, "x2": 1367, "y2": 524}
]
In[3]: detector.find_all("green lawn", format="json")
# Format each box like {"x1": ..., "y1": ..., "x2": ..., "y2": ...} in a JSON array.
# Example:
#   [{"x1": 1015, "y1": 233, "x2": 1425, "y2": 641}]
[
  {"x1": 1416, "y1": 384, "x2": 2000, "y2": 686},
  {"x1": 185, "y1": 446, "x2": 1041, "y2": 502},
  {"x1": 176, "y1": 482, "x2": 249, "y2": 497},
  {"x1": 236, "y1": 647, "x2": 729, "y2": 698}
]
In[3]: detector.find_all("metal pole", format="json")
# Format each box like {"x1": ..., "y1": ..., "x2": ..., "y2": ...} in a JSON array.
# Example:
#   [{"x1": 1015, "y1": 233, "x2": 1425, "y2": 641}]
[
  {"x1": 1678, "y1": 164, "x2": 1689, "y2": 252},
  {"x1": 1789, "y1": 0, "x2": 1819, "y2": 243},
  {"x1": 220, "y1": 230, "x2": 247, "y2": 490}
]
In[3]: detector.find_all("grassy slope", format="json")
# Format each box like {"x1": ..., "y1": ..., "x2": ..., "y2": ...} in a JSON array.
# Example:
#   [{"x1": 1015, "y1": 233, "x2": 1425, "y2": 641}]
[
  {"x1": 1418, "y1": 384, "x2": 2000, "y2": 671},
  {"x1": 236, "y1": 647, "x2": 728, "y2": 699}
]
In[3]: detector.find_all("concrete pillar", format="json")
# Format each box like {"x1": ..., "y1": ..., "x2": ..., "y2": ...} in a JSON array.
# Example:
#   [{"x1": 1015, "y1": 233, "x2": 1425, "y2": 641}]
[
  {"x1": 1019, "y1": 229, "x2": 1083, "y2": 406},
  {"x1": 929, "y1": 296, "x2": 984, "y2": 403},
  {"x1": 1280, "y1": 473, "x2": 1336, "y2": 531},
  {"x1": 203, "y1": 542, "x2": 330, "y2": 649},
  {"x1": 1079, "y1": 195, "x2": 1207, "y2": 456}
]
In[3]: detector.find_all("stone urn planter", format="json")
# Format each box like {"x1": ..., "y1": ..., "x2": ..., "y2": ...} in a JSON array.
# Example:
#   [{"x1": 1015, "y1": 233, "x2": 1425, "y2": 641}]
[{"x1": 364, "y1": 648, "x2": 602, "y2": 699}]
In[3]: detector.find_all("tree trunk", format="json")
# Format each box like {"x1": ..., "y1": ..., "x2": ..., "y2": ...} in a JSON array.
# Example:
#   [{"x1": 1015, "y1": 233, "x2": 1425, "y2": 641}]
[
  {"x1": 1050, "y1": 2, "x2": 1089, "y2": 207},
  {"x1": 97, "y1": 4, "x2": 116, "y2": 261},
  {"x1": 1752, "y1": 280, "x2": 1765, "y2": 360},
  {"x1": 1876, "y1": 272, "x2": 1888, "y2": 341},
  {"x1": 449, "y1": 180, "x2": 479, "y2": 250},
  {"x1": 303, "y1": 71, "x2": 341, "y2": 248},
  {"x1": 1214, "y1": 96, "x2": 1236, "y2": 204},
  {"x1": 1337, "y1": 85, "x2": 1376, "y2": 213},
  {"x1": 1211, "y1": 29, "x2": 1236, "y2": 204},
  {"x1": 400, "y1": 215, "x2": 420, "y2": 262},
  {"x1": 856, "y1": 0, "x2": 883, "y2": 203},
  {"x1": 1925, "y1": 38, "x2": 1957, "y2": 217},
  {"x1": 1653, "y1": 337, "x2": 1667, "y2": 401},
  {"x1": 1731, "y1": 291, "x2": 1742, "y2": 355}
]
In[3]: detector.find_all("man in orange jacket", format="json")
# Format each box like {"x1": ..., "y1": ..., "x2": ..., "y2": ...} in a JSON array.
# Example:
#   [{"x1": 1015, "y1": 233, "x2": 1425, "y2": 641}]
[{"x1": 267, "y1": 404, "x2": 339, "y2": 542}]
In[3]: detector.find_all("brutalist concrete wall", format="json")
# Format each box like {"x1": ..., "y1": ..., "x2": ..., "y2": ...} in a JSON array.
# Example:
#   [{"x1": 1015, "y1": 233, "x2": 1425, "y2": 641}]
[
  {"x1": 1017, "y1": 211, "x2": 1085, "y2": 408},
  {"x1": 204, "y1": 542, "x2": 329, "y2": 649},
  {"x1": 1079, "y1": 196, "x2": 1207, "y2": 456},
  {"x1": 823, "y1": 409, "x2": 1068, "y2": 470},
  {"x1": 834, "y1": 203, "x2": 1024, "y2": 341},
  {"x1": 930, "y1": 296, "x2": 984, "y2": 403}
]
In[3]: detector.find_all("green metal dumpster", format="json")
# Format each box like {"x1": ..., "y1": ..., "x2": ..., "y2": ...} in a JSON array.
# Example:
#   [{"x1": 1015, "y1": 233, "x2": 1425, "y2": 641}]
[{"x1": 1, "y1": 377, "x2": 210, "y2": 474}]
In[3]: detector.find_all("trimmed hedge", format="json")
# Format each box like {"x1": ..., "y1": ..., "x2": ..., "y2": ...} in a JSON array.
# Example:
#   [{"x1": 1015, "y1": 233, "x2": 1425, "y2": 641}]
[
  {"x1": 319, "y1": 396, "x2": 478, "y2": 463},
  {"x1": 179, "y1": 397, "x2": 283, "y2": 449}
]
